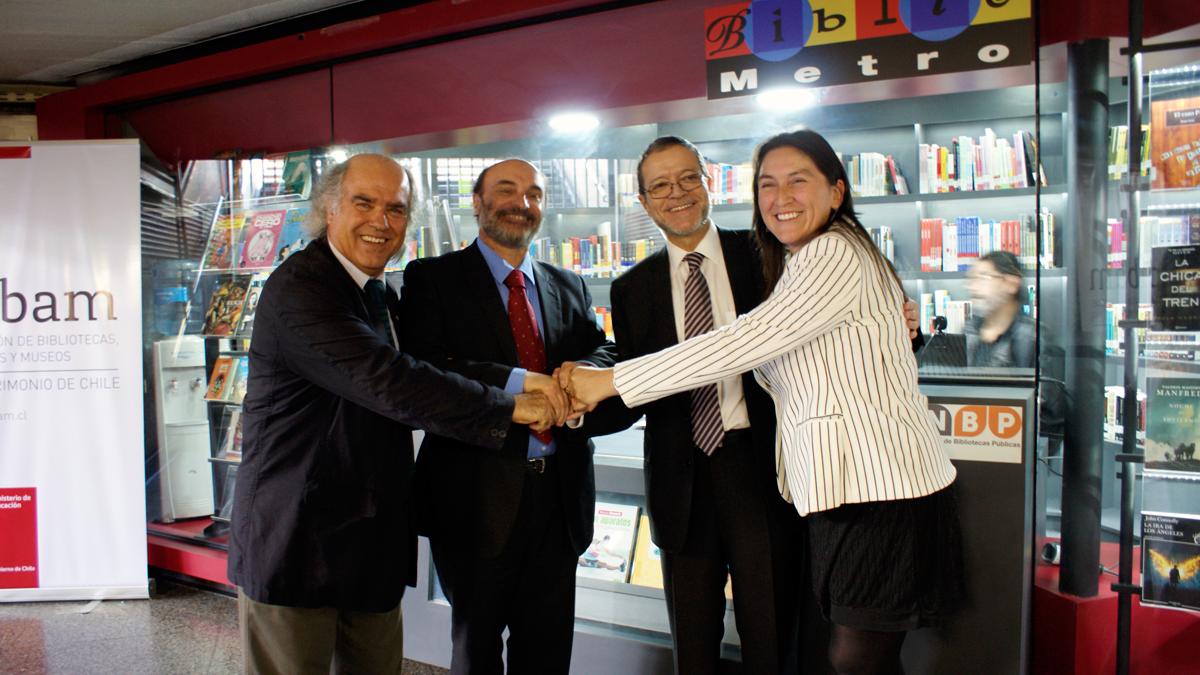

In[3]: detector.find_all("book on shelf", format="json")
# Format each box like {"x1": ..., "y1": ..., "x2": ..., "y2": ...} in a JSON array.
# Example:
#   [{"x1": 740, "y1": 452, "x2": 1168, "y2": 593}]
[
  {"x1": 277, "y1": 150, "x2": 313, "y2": 198},
  {"x1": 1151, "y1": 245, "x2": 1200, "y2": 331},
  {"x1": 629, "y1": 514, "x2": 663, "y2": 589},
  {"x1": 868, "y1": 226, "x2": 894, "y2": 263},
  {"x1": 1151, "y1": 96, "x2": 1200, "y2": 190},
  {"x1": 236, "y1": 273, "x2": 269, "y2": 336},
  {"x1": 919, "y1": 129, "x2": 1045, "y2": 194},
  {"x1": 919, "y1": 211, "x2": 1050, "y2": 272},
  {"x1": 576, "y1": 502, "x2": 640, "y2": 583},
  {"x1": 201, "y1": 214, "x2": 245, "y2": 270},
  {"x1": 1108, "y1": 215, "x2": 1200, "y2": 269},
  {"x1": 239, "y1": 209, "x2": 288, "y2": 269},
  {"x1": 837, "y1": 152, "x2": 908, "y2": 197},
  {"x1": 1140, "y1": 513, "x2": 1200, "y2": 613},
  {"x1": 1144, "y1": 378, "x2": 1200, "y2": 476},
  {"x1": 919, "y1": 290, "x2": 972, "y2": 334},
  {"x1": 227, "y1": 356, "x2": 250, "y2": 405},
  {"x1": 275, "y1": 206, "x2": 311, "y2": 265},
  {"x1": 1107, "y1": 124, "x2": 1152, "y2": 180},
  {"x1": 217, "y1": 408, "x2": 244, "y2": 461},
  {"x1": 201, "y1": 277, "x2": 252, "y2": 336},
  {"x1": 205, "y1": 356, "x2": 235, "y2": 401},
  {"x1": 1102, "y1": 385, "x2": 1145, "y2": 444}
]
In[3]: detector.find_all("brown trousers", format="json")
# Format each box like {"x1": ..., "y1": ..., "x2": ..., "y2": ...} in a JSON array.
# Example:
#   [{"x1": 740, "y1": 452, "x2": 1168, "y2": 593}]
[{"x1": 238, "y1": 589, "x2": 404, "y2": 675}]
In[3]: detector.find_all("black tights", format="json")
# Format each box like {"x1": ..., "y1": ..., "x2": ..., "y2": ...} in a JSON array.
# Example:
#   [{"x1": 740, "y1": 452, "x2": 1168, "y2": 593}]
[{"x1": 828, "y1": 624, "x2": 906, "y2": 675}]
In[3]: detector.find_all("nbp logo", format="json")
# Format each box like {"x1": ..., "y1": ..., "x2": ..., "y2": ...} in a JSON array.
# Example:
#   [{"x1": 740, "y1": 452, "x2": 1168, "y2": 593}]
[{"x1": 928, "y1": 402, "x2": 1022, "y2": 439}]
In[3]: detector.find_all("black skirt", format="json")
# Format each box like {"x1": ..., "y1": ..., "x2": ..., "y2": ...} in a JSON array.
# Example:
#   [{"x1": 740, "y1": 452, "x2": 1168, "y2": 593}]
[{"x1": 807, "y1": 484, "x2": 965, "y2": 632}]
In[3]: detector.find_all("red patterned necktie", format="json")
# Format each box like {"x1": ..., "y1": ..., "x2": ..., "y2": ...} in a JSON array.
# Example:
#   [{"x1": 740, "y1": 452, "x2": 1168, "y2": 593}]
[
  {"x1": 683, "y1": 252, "x2": 724, "y2": 454},
  {"x1": 504, "y1": 269, "x2": 553, "y2": 443}
]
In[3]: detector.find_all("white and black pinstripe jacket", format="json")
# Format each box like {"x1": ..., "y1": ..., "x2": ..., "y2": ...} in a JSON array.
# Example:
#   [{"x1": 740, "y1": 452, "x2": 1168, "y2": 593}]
[{"x1": 614, "y1": 221, "x2": 956, "y2": 516}]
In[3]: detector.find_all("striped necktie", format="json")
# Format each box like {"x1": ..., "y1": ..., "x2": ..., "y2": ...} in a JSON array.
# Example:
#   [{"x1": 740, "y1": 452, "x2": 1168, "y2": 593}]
[{"x1": 682, "y1": 252, "x2": 723, "y2": 454}]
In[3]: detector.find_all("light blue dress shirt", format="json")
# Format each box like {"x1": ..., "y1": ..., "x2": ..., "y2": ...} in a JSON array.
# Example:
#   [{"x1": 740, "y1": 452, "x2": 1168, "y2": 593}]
[{"x1": 476, "y1": 237, "x2": 555, "y2": 459}]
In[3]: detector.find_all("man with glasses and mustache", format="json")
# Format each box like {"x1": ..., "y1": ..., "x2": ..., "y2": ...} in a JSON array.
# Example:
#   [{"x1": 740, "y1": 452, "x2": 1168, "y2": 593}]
[{"x1": 398, "y1": 159, "x2": 615, "y2": 675}]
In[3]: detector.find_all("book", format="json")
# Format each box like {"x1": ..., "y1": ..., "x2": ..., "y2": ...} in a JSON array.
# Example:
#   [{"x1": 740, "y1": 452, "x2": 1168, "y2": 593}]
[
  {"x1": 1151, "y1": 245, "x2": 1200, "y2": 331},
  {"x1": 217, "y1": 408, "x2": 243, "y2": 460},
  {"x1": 1151, "y1": 96, "x2": 1200, "y2": 189},
  {"x1": 275, "y1": 207, "x2": 311, "y2": 265},
  {"x1": 1141, "y1": 512, "x2": 1200, "y2": 613},
  {"x1": 236, "y1": 273, "x2": 269, "y2": 336},
  {"x1": 239, "y1": 209, "x2": 287, "y2": 268},
  {"x1": 201, "y1": 277, "x2": 251, "y2": 336},
  {"x1": 576, "y1": 502, "x2": 640, "y2": 583},
  {"x1": 629, "y1": 514, "x2": 663, "y2": 589},
  {"x1": 1143, "y1": 378, "x2": 1200, "y2": 476},
  {"x1": 201, "y1": 214, "x2": 245, "y2": 270},
  {"x1": 205, "y1": 356, "x2": 235, "y2": 401},
  {"x1": 227, "y1": 356, "x2": 250, "y2": 405}
]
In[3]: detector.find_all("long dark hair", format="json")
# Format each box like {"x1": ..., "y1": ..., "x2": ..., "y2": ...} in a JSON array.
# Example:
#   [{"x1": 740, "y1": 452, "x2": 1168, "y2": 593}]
[{"x1": 750, "y1": 129, "x2": 904, "y2": 299}]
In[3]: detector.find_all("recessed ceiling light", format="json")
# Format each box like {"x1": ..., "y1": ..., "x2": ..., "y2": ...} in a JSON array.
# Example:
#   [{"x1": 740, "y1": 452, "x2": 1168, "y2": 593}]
[
  {"x1": 548, "y1": 112, "x2": 600, "y2": 133},
  {"x1": 328, "y1": 148, "x2": 348, "y2": 163},
  {"x1": 755, "y1": 88, "x2": 818, "y2": 111}
]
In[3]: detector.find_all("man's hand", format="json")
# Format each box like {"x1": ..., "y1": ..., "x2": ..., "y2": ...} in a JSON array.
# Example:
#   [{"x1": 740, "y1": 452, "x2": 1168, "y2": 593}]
[
  {"x1": 524, "y1": 371, "x2": 569, "y2": 427},
  {"x1": 903, "y1": 297, "x2": 920, "y2": 340},
  {"x1": 512, "y1": 392, "x2": 554, "y2": 433}
]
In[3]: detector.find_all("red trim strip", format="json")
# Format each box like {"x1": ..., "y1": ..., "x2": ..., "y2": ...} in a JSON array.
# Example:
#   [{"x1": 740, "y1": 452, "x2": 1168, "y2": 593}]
[{"x1": 0, "y1": 146, "x2": 31, "y2": 159}]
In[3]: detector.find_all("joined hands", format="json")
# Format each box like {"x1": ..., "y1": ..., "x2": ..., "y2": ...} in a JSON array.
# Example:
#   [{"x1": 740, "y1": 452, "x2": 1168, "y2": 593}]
[{"x1": 509, "y1": 365, "x2": 619, "y2": 433}]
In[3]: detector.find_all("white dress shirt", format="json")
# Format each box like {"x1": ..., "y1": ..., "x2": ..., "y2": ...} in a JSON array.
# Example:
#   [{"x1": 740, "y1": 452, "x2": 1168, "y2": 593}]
[
  {"x1": 664, "y1": 224, "x2": 750, "y2": 431},
  {"x1": 615, "y1": 224, "x2": 956, "y2": 516},
  {"x1": 328, "y1": 238, "x2": 398, "y2": 347}
]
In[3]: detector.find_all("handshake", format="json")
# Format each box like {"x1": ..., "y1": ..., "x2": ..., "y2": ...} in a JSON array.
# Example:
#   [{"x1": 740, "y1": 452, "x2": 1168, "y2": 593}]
[{"x1": 510, "y1": 363, "x2": 618, "y2": 433}]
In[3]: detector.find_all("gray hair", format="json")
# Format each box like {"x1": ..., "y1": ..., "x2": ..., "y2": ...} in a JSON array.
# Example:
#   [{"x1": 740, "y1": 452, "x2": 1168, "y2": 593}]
[{"x1": 304, "y1": 154, "x2": 423, "y2": 243}]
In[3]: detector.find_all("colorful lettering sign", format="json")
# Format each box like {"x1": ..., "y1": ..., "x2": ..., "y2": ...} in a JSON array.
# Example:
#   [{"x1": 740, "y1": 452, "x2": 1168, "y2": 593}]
[{"x1": 705, "y1": 0, "x2": 1033, "y2": 99}]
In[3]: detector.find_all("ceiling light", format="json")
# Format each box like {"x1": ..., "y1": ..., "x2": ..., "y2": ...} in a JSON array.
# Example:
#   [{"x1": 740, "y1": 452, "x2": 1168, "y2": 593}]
[
  {"x1": 548, "y1": 112, "x2": 600, "y2": 133},
  {"x1": 328, "y1": 148, "x2": 348, "y2": 163},
  {"x1": 755, "y1": 88, "x2": 818, "y2": 111}
]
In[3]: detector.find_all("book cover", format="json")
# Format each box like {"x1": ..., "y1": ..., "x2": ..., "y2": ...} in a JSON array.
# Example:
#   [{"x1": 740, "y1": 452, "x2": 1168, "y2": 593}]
[
  {"x1": 1144, "y1": 378, "x2": 1200, "y2": 475},
  {"x1": 1151, "y1": 96, "x2": 1200, "y2": 189},
  {"x1": 217, "y1": 408, "x2": 243, "y2": 460},
  {"x1": 576, "y1": 502, "x2": 640, "y2": 583},
  {"x1": 239, "y1": 209, "x2": 287, "y2": 268},
  {"x1": 1141, "y1": 512, "x2": 1200, "y2": 613},
  {"x1": 227, "y1": 356, "x2": 250, "y2": 404},
  {"x1": 201, "y1": 214, "x2": 245, "y2": 270},
  {"x1": 1151, "y1": 245, "x2": 1200, "y2": 331},
  {"x1": 275, "y1": 207, "x2": 311, "y2": 265},
  {"x1": 629, "y1": 514, "x2": 663, "y2": 589},
  {"x1": 236, "y1": 273, "x2": 269, "y2": 336},
  {"x1": 201, "y1": 277, "x2": 251, "y2": 336},
  {"x1": 205, "y1": 356, "x2": 235, "y2": 401}
]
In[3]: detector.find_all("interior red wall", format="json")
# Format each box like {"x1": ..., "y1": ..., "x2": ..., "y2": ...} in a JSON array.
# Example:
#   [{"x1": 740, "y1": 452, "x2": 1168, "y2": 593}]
[{"x1": 330, "y1": 1, "x2": 702, "y2": 147}]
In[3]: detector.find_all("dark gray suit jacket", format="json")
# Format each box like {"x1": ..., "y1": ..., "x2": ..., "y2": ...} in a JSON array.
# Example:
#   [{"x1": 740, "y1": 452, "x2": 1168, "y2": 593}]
[{"x1": 228, "y1": 238, "x2": 514, "y2": 611}]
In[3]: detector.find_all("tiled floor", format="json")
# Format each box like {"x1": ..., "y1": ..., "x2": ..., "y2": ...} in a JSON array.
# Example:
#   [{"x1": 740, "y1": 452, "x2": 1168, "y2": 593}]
[{"x1": 0, "y1": 578, "x2": 447, "y2": 674}]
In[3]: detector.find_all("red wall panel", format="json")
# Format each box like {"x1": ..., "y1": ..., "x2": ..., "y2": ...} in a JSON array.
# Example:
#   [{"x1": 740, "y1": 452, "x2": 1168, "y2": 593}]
[
  {"x1": 123, "y1": 71, "x2": 332, "y2": 164},
  {"x1": 330, "y1": 1, "x2": 705, "y2": 146}
]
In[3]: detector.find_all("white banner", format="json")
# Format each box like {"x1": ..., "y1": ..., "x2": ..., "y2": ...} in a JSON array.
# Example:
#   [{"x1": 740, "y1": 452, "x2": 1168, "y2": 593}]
[{"x1": 0, "y1": 141, "x2": 147, "y2": 601}]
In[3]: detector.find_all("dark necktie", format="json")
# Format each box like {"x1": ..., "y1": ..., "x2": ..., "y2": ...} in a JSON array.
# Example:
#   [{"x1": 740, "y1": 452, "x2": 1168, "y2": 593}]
[
  {"x1": 364, "y1": 279, "x2": 392, "y2": 345},
  {"x1": 504, "y1": 270, "x2": 553, "y2": 443},
  {"x1": 683, "y1": 252, "x2": 724, "y2": 455}
]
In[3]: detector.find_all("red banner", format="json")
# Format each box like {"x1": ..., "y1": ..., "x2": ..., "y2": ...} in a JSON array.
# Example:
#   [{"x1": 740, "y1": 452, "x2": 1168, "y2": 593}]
[
  {"x1": 0, "y1": 147, "x2": 32, "y2": 159},
  {"x1": 0, "y1": 488, "x2": 39, "y2": 589}
]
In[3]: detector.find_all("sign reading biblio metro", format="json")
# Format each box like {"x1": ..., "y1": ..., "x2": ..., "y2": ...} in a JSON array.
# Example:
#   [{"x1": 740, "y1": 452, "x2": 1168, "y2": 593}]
[
  {"x1": 0, "y1": 142, "x2": 147, "y2": 601},
  {"x1": 704, "y1": 0, "x2": 1033, "y2": 100}
]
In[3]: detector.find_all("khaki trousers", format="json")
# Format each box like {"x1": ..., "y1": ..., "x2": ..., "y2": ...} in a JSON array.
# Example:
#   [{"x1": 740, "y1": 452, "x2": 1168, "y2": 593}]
[{"x1": 238, "y1": 589, "x2": 404, "y2": 675}]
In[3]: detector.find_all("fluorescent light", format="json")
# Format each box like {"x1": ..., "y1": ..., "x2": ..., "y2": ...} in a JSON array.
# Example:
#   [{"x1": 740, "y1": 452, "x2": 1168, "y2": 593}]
[
  {"x1": 755, "y1": 88, "x2": 818, "y2": 111},
  {"x1": 328, "y1": 148, "x2": 349, "y2": 163},
  {"x1": 548, "y1": 112, "x2": 599, "y2": 133}
]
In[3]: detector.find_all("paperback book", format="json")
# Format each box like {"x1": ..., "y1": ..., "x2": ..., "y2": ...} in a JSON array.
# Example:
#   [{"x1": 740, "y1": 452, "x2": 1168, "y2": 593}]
[
  {"x1": 201, "y1": 277, "x2": 251, "y2": 336},
  {"x1": 1144, "y1": 378, "x2": 1200, "y2": 476},
  {"x1": 1141, "y1": 512, "x2": 1200, "y2": 613},
  {"x1": 576, "y1": 502, "x2": 639, "y2": 583}
]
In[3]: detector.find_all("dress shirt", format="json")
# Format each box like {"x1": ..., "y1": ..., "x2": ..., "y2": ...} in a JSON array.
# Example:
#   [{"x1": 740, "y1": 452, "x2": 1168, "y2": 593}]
[
  {"x1": 328, "y1": 238, "x2": 397, "y2": 347},
  {"x1": 664, "y1": 223, "x2": 750, "y2": 432},
  {"x1": 475, "y1": 236, "x2": 555, "y2": 458}
]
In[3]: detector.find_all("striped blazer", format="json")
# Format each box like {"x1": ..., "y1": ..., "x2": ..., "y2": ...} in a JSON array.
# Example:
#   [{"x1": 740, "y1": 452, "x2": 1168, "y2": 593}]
[{"x1": 614, "y1": 222, "x2": 956, "y2": 516}]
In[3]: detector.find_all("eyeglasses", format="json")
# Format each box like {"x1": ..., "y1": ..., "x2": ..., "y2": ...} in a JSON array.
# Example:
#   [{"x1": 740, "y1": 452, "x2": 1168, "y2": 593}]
[{"x1": 644, "y1": 172, "x2": 704, "y2": 199}]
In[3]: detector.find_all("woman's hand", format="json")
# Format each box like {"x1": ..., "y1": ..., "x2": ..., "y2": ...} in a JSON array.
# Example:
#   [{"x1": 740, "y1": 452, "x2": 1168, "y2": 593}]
[{"x1": 555, "y1": 363, "x2": 618, "y2": 411}]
